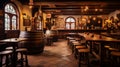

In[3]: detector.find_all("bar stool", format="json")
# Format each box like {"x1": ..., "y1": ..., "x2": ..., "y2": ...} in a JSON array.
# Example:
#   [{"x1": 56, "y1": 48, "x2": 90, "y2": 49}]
[
  {"x1": 104, "y1": 45, "x2": 119, "y2": 59},
  {"x1": 110, "y1": 51, "x2": 120, "y2": 67},
  {"x1": 6, "y1": 47, "x2": 28, "y2": 67},
  {"x1": 6, "y1": 46, "x2": 13, "y2": 50},
  {"x1": 73, "y1": 40, "x2": 87, "y2": 59},
  {"x1": 71, "y1": 41, "x2": 80, "y2": 53},
  {"x1": 108, "y1": 48, "x2": 119, "y2": 56},
  {"x1": 0, "y1": 50, "x2": 13, "y2": 67},
  {"x1": 16, "y1": 48, "x2": 28, "y2": 67},
  {"x1": 69, "y1": 39, "x2": 76, "y2": 49},
  {"x1": 67, "y1": 37, "x2": 75, "y2": 46},
  {"x1": 104, "y1": 45, "x2": 111, "y2": 59},
  {"x1": 78, "y1": 48, "x2": 90, "y2": 67},
  {"x1": 74, "y1": 45, "x2": 86, "y2": 59}
]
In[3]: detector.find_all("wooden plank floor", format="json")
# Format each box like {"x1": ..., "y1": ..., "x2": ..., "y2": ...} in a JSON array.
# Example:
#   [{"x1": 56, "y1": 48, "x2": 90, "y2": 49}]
[{"x1": 27, "y1": 39, "x2": 100, "y2": 67}]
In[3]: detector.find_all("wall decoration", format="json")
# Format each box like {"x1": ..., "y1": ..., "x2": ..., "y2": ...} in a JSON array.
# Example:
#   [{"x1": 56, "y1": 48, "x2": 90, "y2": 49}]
[{"x1": 23, "y1": 19, "x2": 31, "y2": 26}]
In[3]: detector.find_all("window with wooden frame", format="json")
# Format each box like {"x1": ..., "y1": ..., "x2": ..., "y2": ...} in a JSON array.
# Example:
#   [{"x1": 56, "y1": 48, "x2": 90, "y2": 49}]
[
  {"x1": 65, "y1": 17, "x2": 76, "y2": 29},
  {"x1": 4, "y1": 3, "x2": 19, "y2": 30}
]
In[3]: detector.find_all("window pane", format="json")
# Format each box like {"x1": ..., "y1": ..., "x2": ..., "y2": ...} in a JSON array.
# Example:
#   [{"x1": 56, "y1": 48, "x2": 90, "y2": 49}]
[
  {"x1": 4, "y1": 3, "x2": 18, "y2": 30},
  {"x1": 5, "y1": 4, "x2": 16, "y2": 14},
  {"x1": 5, "y1": 14, "x2": 10, "y2": 30},
  {"x1": 12, "y1": 16, "x2": 17, "y2": 30},
  {"x1": 70, "y1": 18, "x2": 75, "y2": 22},
  {"x1": 66, "y1": 17, "x2": 75, "y2": 22},
  {"x1": 66, "y1": 18, "x2": 71, "y2": 22},
  {"x1": 39, "y1": 21, "x2": 42, "y2": 30},
  {"x1": 71, "y1": 23, "x2": 75, "y2": 29},
  {"x1": 66, "y1": 23, "x2": 70, "y2": 29}
]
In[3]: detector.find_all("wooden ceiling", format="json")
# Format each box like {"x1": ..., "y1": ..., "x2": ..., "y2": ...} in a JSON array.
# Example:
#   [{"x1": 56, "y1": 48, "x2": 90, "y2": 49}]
[{"x1": 17, "y1": 0, "x2": 120, "y2": 15}]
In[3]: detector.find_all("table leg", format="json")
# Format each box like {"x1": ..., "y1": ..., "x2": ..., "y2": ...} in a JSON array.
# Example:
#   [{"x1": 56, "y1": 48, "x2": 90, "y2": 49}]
[
  {"x1": 100, "y1": 42, "x2": 106, "y2": 67},
  {"x1": 11, "y1": 43, "x2": 18, "y2": 67}
]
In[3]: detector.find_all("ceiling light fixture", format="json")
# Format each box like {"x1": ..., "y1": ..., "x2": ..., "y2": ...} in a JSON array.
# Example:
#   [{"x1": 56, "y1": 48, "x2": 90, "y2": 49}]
[
  {"x1": 95, "y1": 9, "x2": 98, "y2": 12},
  {"x1": 29, "y1": 0, "x2": 34, "y2": 9}
]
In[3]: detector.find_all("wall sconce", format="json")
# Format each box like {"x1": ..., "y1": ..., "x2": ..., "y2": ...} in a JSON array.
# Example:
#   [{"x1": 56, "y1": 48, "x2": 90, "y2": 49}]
[
  {"x1": 93, "y1": 17, "x2": 96, "y2": 21},
  {"x1": 23, "y1": 13, "x2": 27, "y2": 19}
]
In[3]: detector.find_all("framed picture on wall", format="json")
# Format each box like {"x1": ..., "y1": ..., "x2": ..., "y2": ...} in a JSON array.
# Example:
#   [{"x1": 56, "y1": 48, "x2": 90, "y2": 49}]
[{"x1": 23, "y1": 19, "x2": 31, "y2": 26}]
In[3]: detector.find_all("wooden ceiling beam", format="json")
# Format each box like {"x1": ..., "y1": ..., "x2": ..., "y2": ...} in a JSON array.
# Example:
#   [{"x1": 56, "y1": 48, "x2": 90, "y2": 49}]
[
  {"x1": 34, "y1": 2, "x2": 107, "y2": 6},
  {"x1": 34, "y1": 1, "x2": 120, "y2": 6}
]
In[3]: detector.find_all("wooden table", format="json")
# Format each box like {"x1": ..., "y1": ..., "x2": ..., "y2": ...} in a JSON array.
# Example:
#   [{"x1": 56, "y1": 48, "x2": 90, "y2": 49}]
[
  {"x1": 0, "y1": 38, "x2": 26, "y2": 67},
  {"x1": 101, "y1": 32, "x2": 120, "y2": 39},
  {"x1": 79, "y1": 33, "x2": 120, "y2": 66}
]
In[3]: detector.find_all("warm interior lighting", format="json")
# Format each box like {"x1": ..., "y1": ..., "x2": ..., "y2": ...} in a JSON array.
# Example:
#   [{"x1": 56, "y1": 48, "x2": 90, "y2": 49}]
[
  {"x1": 88, "y1": 20, "x2": 90, "y2": 23},
  {"x1": 22, "y1": 13, "x2": 27, "y2": 19},
  {"x1": 29, "y1": 0, "x2": 34, "y2": 9},
  {"x1": 95, "y1": 9, "x2": 98, "y2": 12},
  {"x1": 55, "y1": 10, "x2": 61, "y2": 12},
  {"x1": 93, "y1": 17, "x2": 96, "y2": 21},
  {"x1": 84, "y1": 9, "x2": 87, "y2": 11},
  {"x1": 29, "y1": 5, "x2": 33, "y2": 9},
  {"x1": 47, "y1": 13, "x2": 51, "y2": 18},
  {"x1": 85, "y1": 6, "x2": 89, "y2": 9},
  {"x1": 81, "y1": 6, "x2": 89, "y2": 12},
  {"x1": 29, "y1": 0, "x2": 33, "y2": 5},
  {"x1": 118, "y1": 23, "x2": 120, "y2": 26},
  {"x1": 46, "y1": 30, "x2": 51, "y2": 37},
  {"x1": 98, "y1": 21, "x2": 101, "y2": 23},
  {"x1": 84, "y1": 6, "x2": 89, "y2": 11},
  {"x1": 99, "y1": 9, "x2": 103, "y2": 12}
]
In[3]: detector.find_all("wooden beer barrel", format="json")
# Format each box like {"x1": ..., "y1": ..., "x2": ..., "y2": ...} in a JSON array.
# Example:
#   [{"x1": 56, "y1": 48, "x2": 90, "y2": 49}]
[{"x1": 19, "y1": 31, "x2": 45, "y2": 54}]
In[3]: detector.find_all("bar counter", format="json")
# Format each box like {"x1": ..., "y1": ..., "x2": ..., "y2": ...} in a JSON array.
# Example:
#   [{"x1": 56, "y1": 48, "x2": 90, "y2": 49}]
[
  {"x1": 55, "y1": 29, "x2": 107, "y2": 38},
  {"x1": 78, "y1": 33, "x2": 120, "y2": 66}
]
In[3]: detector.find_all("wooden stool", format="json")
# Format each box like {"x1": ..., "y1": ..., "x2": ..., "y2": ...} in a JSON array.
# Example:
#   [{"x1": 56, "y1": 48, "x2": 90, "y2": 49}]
[
  {"x1": 71, "y1": 41, "x2": 80, "y2": 53},
  {"x1": 69, "y1": 40, "x2": 76, "y2": 49},
  {"x1": 78, "y1": 48, "x2": 90, "y2": 67},
  {"x1": 107, "y1": 47, "x2": 119, "y2": 59},
  {"x1": 104, "y1": 45, "x2": 111, "y2": 59},
  {"x1": 73, "y1": 40, "x2": 87, "y2": 59},
  {"x1": 0, "y1": 50, "x2": 13, "y2": 67},
  {"x1": 74, "y1": 45, "x2": 86, "y2": 59},
  {"x1": 67, "y1": 37, "x2": 75, "y2": 46},
  {"x1": 75, "y1": 38, "x2": 80, "y2": 41},
  {"x1": 6, "y1": 47, "x2": 13, "y2": 50},
  {"x1": 66, "y1": 36, "x2": 70, "y2": 45},
  {"x1": 104, "y1": 45, "x2": 110, "y2": 50},
  {"x1": 0, "y1": 43, "x2": 7, "y2": 51},
  {"x1": 110, "y1": 51, "x2": 120, "y2": 67},
  {"x1": 104, "y1": 45, "x2": 119, "y2": 60},
  {"x1": 16, "y1": 48, "x2": 28, "y2": 67}
]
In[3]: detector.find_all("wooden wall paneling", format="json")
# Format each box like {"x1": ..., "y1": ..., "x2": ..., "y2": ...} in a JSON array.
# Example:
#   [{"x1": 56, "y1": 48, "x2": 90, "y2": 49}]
[{"x1": 0, "y1": 10, "x2": 5, "y2": 39}]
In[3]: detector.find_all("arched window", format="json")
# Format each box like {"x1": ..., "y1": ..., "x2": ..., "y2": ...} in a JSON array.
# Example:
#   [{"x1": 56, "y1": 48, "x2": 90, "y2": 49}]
[
  {"x1": 65, "y1": 17, "x2": 76, "y2": 29},
  {"x1": 4, "y1": 3, "x2": 19, "y2": 30}
]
